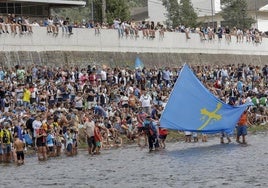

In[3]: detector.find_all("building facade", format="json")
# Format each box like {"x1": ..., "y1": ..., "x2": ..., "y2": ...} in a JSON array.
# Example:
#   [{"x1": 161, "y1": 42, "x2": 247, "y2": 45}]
[
  {"x1": 0, "y1": 0, "x2": 86, "y2": 17},
  {"x1": 148, "y1": 0, "x2": 268, "y2": 31},
  {"x1": 148, "y1": 0, "x2": 167, "y2": 23}
]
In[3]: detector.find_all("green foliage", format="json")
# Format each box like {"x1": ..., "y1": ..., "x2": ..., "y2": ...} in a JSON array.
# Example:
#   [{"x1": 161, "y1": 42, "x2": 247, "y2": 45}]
[
  {"x1": 92, "y1": 0, "x2": 102, "y2": 23},
  {"x1": 220, "y1": 0, "x2": 255, "y2": 29},
  {"x1": 52, "y1": 0, "x2": 131, "y2": 25},
  {"x1": 248, "y1": 124, "x2": 268, "y2": 133},
  {"x1": 179, "y1": 0, "x2": 197, "y2": 27},
  {"x1": 106, "y1": 0, "x2": 131, "y2": 25},
  {"x1": 52, "y1": 0, "x2": 93, "y2": 23},
  {"x1": 162, "y1": 0, "x2": 180, "y2": 27},
  {"x1": 128, "y1": 0, "x2": 147, "y2": 8},
  {"x1": 162, "y1": 0, "x2": 197, "y2": 28},
  {"x1": 52, "y1": 6, "x2": 91, "y2": 24}
]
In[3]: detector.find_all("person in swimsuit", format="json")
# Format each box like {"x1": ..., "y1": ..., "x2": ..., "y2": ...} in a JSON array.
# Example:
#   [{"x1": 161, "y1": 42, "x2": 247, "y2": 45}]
[{"x1": 14, "y1": 135, "x2": 25, "y2": 165}]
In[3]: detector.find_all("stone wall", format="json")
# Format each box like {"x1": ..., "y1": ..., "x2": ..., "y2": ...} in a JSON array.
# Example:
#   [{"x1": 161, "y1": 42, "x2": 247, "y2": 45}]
[{"x1": 0, "y1": 51, "x2": 267, "y2": 68}]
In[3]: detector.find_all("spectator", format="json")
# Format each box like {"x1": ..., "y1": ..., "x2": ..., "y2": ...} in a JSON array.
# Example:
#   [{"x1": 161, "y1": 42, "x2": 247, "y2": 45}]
[
  {"x1": 64, "y1": 17, "x2": 73, "y2": 35},
  {"x1": 31, "y1": 20, "x2": 40, "y2": 27},
  {"x1": 0, "y1": 15, "x2": 7, "y2": 34}
]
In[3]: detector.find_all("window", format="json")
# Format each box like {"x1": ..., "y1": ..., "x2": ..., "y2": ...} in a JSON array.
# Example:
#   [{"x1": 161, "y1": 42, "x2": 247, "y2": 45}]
[
  {"x1": 22, "y1": 4, "x2": 30, "y2": 15},
  {"x1": 0, "y1": 2, "x2": 51, "y2": 17},
  {"x1": 0, "y1": 3, "x2": 7, "y2": 14},
  {"x1": 36, "y1": 5, "x2": 42, "y2": 15},
  {"x1": 15, "y1": 3, "x2": 21, "y2": 15},
  {"x1": 7, "y1": 3, "x2": 14, "y2": 14}
]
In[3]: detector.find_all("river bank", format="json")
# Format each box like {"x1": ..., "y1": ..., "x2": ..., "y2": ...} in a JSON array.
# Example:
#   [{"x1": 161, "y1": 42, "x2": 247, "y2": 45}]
[{"x1": 111, "y1": 125, "x2": 268, "y2": 146}]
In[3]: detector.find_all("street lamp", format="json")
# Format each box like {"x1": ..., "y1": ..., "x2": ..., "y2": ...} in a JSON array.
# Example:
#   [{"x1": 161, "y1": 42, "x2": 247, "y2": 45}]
[
  {"x1": 102, "y1": 0, "x2": 107, "y2": 23},
  {"x1": 242, "y1": 8, "x2": 245, "y2": 30},
  {"x1": 211, "y1": 0, "x2": 214, "y2": 28},
  {"x1": 91, "y1": 0, "x2": 94, "y2": 21},
  {"x1": 255, "y1": 0, "x2": 258, "y2": 29}
]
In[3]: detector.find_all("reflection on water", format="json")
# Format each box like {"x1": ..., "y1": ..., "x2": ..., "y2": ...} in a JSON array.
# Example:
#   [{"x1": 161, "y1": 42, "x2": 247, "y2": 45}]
[{"x1": 1, "y1": 133, "x2": 268, "y2": 188}]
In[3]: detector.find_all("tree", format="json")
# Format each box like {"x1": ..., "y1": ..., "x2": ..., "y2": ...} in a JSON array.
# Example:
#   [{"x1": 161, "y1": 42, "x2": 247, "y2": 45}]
[
  {"x1": 179, "y1": 0, "x2": 197, "y2": 27},
  {"x1": 105, "y1": 0, "x2": 130, "y2": 24},
  {"x1": 85, "y1": 0, "x2": 130, "y2": 24},
  {"x1": 128, "y1": 0, "x2": 147, "y2": 7},
  {"x1": 162, "y1": 0, "x2": 180, "y2": 28},
  {"x1": 52, "y1": 4, "x2": 92, "y2": 24},
  {"x1": 52, "y1": 0, "x2": 130, "y2": 25},
  {"x1": 162, "y1": 0, "x2": 197, "y2": 28},
  {"x1": 220, "y1": 0, "x2": 255, "y2": 29}
]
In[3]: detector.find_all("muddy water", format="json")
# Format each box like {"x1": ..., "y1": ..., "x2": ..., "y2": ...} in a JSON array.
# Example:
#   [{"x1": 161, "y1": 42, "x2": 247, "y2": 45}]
[{"x1": 1, "y1": 133, "x2": 268, "y2": 188}]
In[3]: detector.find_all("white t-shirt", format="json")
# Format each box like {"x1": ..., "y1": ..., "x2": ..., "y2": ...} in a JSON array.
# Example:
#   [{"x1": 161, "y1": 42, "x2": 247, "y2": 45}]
[
  {"x1": 100, "y1": 70, "x2": 107, "y2": 81},
  {"x1": 31, "y1": 87, "x2": 38, "y2": 98},
  {"x1": 32, "y1": 120, "x2": 42, "y2": 137},
  {"x1": 140, "y1": 94, "x2": 152, "y2": 107},
  {"x1": 48, "y1": 19, "x2": 53, "y2": 26},
  {"x1": 75, "y1": 96, "x2": 83, "y2": 108},
  {"x1": 121, "y1": 96, "x2": 129, "y2": 105},
  {"x1": 113, "y1": 20, "x2": 120, "y2": 29},
  {"x1": 85, "y1": 121, "x2": 95, "y2": 137},
  {"x1": 185, "y1": 131, "x2": 192, "y2": 136}
]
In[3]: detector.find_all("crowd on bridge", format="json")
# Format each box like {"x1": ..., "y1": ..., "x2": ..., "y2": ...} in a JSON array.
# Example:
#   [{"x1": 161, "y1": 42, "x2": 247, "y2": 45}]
[{"x1": 0, "y1": 61, "x2": 267, "y2": 165}]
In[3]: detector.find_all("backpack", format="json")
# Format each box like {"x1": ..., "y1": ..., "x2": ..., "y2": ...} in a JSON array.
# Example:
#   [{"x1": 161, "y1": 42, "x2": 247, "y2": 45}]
[
  {"x1": 149, "y1": 122, "x2": 157, "y2": 136},
  {"x1": 144, "y1": 121, "x2": 157, "y2": 136},
  {"x1": 2, "y1": 129, "x2": 10, "y2": 144}
]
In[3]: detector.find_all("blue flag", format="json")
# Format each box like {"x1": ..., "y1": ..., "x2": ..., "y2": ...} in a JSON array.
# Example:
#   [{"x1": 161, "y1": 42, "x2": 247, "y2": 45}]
[
  {"x1": 160, "y1": 64, "x2": 251, "y2": 134},
  {"x1": 135, "y1": 57, "x2": 144, "y2": 70}
]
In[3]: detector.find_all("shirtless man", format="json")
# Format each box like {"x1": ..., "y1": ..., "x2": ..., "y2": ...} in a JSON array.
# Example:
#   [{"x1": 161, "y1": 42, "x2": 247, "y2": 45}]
[{"x1": 14, "y1": 136, "x2": 25, "y2": 165}]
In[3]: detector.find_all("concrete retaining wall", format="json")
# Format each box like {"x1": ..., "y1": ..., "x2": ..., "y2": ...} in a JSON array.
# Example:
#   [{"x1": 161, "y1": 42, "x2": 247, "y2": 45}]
[{"x1": 0, "y1": 27, "x2": 267, "y2": 67}]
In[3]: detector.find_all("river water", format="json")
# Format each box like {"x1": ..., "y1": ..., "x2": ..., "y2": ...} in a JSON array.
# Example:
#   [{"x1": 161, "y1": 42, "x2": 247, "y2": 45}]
[{"x1": 1, "y1": 133, "x2": 268, "y2": 188}]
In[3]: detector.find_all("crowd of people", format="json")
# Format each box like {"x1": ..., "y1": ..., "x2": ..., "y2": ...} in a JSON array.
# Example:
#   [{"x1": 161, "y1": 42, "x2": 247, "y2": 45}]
[
  {"x1": 0, "y1": 61, "x2": 267, "y2": 165},
  {"x1": 1, "y1": 13, "x2": 266, "y2": 44},
  {"x1": 194, "y1": 25, "x2": 263, "y2": 44},
  {"x1": 0, "y1": 14, "x2": 33, "y2": 35},
  {"x1": 0, "y1": 14, "x2": 74, "y2": 35}
]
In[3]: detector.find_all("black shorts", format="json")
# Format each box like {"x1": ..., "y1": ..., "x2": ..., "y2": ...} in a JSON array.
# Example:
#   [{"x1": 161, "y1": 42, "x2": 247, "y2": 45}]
[
  {"x1": 48, "y1": 146, "x2": 54, "y2": 152},
  {"x1": 36, "y1": 142, "x2": 46, "y2": 147},
  {"x1": 16, "y1": 151, "x2": 24, "y2": 161},
  {"x1": 137, "y1": 127, "x2": 143, "y2": 133},
  {"x1": 159, "y1": 135, "x2": 167, "y2": 140},
  {"x1": 30, "y1": 98, "x2": 36, "y2": 104},
  {"x1": 73, "y1": 139, "x2": 77, "y2": 147},
  {"x1": 87, "y1": 136, "x2": 96, "y2": 148}
]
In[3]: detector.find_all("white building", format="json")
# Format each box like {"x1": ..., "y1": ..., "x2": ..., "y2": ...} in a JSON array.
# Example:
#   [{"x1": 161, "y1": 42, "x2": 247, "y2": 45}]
[
  {"x1": 148, "y1": 0, "x2": 167, "y2": 23},
  {"x1": 192, "y1": 0, "x2": 221, "y2": 17},
  {"x1": 148, "y1": 0, "x2": 268, "y2": 31},
  {"x1": 148, "y1": 0, "x2": 221, "y2": 25},
  {"x1": 0, "y1": 0, "x2": 86, "y2": 17}
]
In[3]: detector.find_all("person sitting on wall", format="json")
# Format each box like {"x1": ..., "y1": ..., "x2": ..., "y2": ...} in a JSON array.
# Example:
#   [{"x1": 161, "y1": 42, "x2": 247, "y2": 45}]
[{"x1": 62, "y1": 17, "x2": 73, "y2": 35}]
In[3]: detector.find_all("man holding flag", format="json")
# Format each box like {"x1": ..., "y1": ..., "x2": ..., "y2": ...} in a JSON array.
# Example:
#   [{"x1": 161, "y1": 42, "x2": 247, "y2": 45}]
[
  {"x1": 236, "y1": 109, "x2": 252, "y2": 144},
  {"x1": 160, "y1": 64, "x2": 252, "y2": 136}
]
